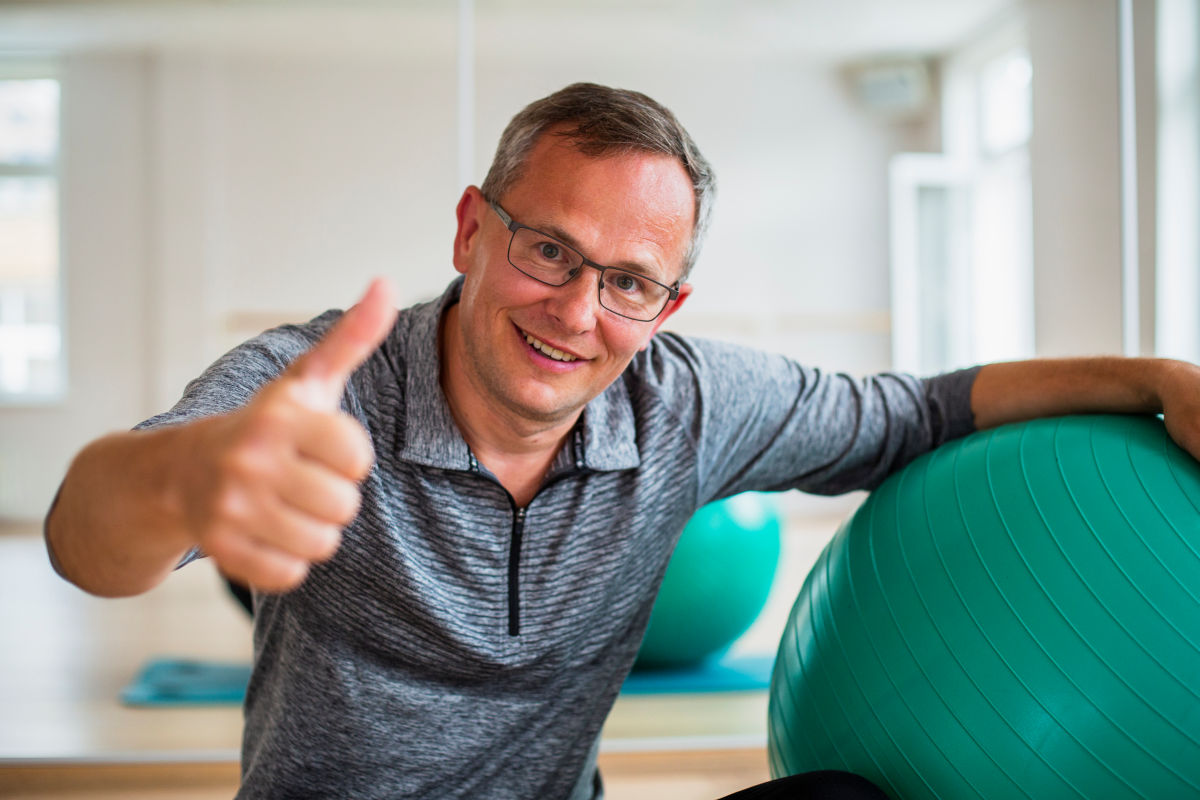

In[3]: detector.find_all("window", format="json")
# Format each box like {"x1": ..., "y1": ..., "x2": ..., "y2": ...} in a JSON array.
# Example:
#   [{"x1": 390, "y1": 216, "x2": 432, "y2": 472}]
[
  {"x1": 1157, "y1": 0, "x2": 1200, "y2": 363},
  {"x1": 0, "y1": 75, "x2": 62, "y2": 402},
  {"x1": 890, "y1": 20, "x2": 1035, "y2": 375}
]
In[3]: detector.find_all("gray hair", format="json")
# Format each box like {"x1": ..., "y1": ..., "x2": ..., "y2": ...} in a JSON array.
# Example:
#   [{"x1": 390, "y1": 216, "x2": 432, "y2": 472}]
[{"x1": 480, "y1": 83, "x2": 715, "y2": 282}]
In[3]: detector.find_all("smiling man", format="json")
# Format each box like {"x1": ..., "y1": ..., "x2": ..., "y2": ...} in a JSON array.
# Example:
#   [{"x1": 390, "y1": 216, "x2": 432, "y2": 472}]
[
  {"x1": 45, "y1": 84, "x2": 1200, "y2": 800},
  {"x1": 443, "y1": 119, "x2": 702, "y2": 509}
]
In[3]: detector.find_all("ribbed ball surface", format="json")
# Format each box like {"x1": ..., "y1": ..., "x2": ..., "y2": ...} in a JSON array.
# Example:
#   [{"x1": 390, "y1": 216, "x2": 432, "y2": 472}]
[{"x1": 768, "y1": 415, "x2": 1200, "y2": 799}]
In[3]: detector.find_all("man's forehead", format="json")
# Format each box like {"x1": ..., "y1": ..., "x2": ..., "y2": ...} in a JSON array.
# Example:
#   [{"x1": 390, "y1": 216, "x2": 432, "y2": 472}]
[{"x1": 523, "y1": 132, "x2": 693, "y2": 210}]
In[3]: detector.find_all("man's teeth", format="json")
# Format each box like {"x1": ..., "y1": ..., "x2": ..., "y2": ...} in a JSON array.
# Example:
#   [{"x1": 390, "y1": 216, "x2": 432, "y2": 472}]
[{"x1": 524, "y1": 332, "x2": 577, "y2": 362}]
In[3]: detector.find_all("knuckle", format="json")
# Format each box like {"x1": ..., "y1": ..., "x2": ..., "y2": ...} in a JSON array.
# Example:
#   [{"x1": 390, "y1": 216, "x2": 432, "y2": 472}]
[
  {"x1": 241, "y1": 416, "x2": 281, "y2": 450},
  {"x1": 260, "y1": 560, "x2": 309, "y2": 593},
  {"x1": 347, "y1": 424, "x2": 375, "y2": 477},
  {"x1": 218, "y1": 442, "x2": 285, "y2": 494},
  {"x1": 333, "y1": 483, "x2": 362, "y2": 525},
  {"x1": 242, "y1": 398, "x2": 299, "y2": 444},
  {"x1": 261, "y1": 397, "x2": 300, "y2": 429},
  {"x1": 353, "y1": 451, "x2": 375, "y2": 480},
  {"x1": 311, "y1": 526, "x2": 343, "y2": 562},
  {"x1": 218, "y1": 447, "x2": 259, "y2": 483},
  {"x1": 212, "y1": 485, "x2": 249, "y2": 524}
]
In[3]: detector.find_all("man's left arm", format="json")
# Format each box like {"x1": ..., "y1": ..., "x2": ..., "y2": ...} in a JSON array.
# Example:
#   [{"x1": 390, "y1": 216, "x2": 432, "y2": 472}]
[{"x1": 972, "y1": 357, "x2": 1200, "y2": 460}]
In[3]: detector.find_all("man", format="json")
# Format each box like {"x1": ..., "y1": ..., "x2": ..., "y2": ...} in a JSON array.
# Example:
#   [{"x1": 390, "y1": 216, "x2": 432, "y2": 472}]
[{"x1": 46, "y1": 84, "x2": 1200, "y2": 799}]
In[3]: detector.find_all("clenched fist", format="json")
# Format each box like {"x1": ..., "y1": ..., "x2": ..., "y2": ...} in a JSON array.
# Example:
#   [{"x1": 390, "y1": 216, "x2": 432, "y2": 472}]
[
  {"x1": 181, "y1": 279, "x2": 398, "y2": 592},
  {"x1": 45, "y1": 278, "x2": 398, "y2": 598}
]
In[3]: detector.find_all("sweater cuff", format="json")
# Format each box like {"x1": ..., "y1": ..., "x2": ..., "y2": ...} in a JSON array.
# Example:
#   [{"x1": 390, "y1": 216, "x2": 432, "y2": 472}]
[
  {"x1": 42, "y1": 482, "x2": 68, "y2": 580},
  {"x1": 925, "y1": 365, "x2": 982, "y2": 445}
]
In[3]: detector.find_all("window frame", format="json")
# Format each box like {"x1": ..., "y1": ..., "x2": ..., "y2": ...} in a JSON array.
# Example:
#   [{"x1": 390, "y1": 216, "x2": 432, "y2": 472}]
[
  {"x1": 889, "y1": 14, "x2": 1035, "y2": 375},
  {"x1": 0, "y1": 58, "x2": 66, "y2": 407}
]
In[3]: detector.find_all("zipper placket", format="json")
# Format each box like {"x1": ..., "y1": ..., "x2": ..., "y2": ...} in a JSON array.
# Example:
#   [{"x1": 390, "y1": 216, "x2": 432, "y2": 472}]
[
  {"x1": 469, "y1": 450, "x2": 527, "y2": 638},
  {"x1": 468, "y1": 430, "x2": 584, "y2": 638},
  {"x1": 508, "y1": 506, "x2": 527, "y2": 637}
]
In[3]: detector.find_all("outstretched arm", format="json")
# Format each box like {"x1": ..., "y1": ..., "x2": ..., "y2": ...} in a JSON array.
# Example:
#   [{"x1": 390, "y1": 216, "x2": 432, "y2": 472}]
[
  {"x1": 971, "y1": 357, "x2": 1200, "y2": 460},
  {"x1": 46, "y1": 279, "x2": 398, "y2": 599}
]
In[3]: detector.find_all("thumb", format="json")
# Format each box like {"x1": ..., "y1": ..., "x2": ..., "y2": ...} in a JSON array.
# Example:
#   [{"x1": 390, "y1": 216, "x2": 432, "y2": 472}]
[{"x1": 289, "y1": 278, "x2": 397, "y2": 410}]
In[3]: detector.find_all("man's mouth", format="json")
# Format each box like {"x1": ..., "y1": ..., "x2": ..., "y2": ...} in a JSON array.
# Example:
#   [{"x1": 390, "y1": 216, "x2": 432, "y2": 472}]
[{"x1": 519, "y1": 328, "x2": 580, "y2": 362}]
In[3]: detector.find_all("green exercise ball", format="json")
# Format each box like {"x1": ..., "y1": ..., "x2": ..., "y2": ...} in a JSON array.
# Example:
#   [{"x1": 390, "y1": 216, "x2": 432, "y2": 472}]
[
  {"x1": 768, "y1": 415, "x2": 1200, "y2": 799},
  {"x1": 635, "y1": 492, "x2": 782, "y2": 670}
]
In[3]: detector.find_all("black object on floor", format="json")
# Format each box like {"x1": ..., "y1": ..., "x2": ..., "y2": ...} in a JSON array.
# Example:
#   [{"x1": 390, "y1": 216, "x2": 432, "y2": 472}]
[
  {"x1": 225, "y1": 576, "x2": 253, "y2": 617},
  {"x1": 716, "y1": 770, "x2": 890, "y2": 800}
]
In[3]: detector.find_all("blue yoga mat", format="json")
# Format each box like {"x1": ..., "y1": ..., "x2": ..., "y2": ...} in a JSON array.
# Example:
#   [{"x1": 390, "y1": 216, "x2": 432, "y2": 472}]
[
  {"x1": 620, "y1": 654, "x2": 775, "y2": 694},
  {"x1": 121, "y1": 658, "x2": 252, "y2": 706},
  {"x1": 122, "y1": 653, "x2": 774, "y2": 706}
]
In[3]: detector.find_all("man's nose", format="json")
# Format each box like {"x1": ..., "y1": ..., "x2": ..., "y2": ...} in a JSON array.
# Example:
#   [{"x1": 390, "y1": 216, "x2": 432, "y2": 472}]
[{"x1": 545, "y1": 265, "x2": 602, "y2": 334}]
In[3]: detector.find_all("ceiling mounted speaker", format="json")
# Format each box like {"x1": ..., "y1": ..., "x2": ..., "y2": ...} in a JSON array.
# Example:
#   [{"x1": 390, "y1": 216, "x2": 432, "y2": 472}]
[{"x1": 848, "y1": 59, "x2": 932, "y2": 120}]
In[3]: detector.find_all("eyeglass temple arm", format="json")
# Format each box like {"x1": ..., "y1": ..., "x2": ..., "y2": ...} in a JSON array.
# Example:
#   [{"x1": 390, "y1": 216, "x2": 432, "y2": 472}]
[{"x1": 490, "y1": 202, "x2": 517, "y2": 231}]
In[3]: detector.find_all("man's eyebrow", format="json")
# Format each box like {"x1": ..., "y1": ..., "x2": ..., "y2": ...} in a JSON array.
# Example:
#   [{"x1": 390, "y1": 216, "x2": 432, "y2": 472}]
[
  {"x1": 532, "y1": 221, "x2": 671, "y2": 283},
  {"x1": 536, "y1": 222, "x2": 588, "y2": 254}
]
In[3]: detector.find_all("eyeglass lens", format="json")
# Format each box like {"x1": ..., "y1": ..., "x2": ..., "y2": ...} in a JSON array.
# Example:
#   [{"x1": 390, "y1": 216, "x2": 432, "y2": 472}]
[{"x1": 508, "y1": 227, "x2": 671, "y2": 321}]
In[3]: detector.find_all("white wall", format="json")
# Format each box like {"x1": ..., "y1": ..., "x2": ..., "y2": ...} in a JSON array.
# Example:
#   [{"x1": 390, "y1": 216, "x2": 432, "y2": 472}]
[
  {"x1": 1028, "y1": 0, "x2": 1157, "y2": 357},
  {"x1": 0, "y1": 17, "x2": 944, "y2": 520},
  {"x1": 1029, "y1": 0, "x2": 1123, "y2": 357},
  {"x1": 0, "y1": 55, "x2": 151, "y2": 519},
  {"x1": 148, "y1": 52, "x2": 460, "y2": 413}
]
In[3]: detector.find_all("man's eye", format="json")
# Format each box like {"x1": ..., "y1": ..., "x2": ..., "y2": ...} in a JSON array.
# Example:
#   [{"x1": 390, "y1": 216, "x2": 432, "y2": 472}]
[
  {"x1": 614, "y1": 273, "x2": 643, "y2": 293},
  {"x1": 539, "y1": 243, "x2": 561, "y2": 260}
]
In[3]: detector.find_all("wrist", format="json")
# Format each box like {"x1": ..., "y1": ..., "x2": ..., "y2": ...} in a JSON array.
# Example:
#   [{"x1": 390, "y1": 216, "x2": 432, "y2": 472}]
[
  {"x1": 1155, "y1": 359, "x2": 1200, "y2": 414},
  {"x1": 49, "y1": 427, "x2": 200, "y2": 596},
  {"x1": 146, "y1": 420, "x2": 217, "y2": 552}
]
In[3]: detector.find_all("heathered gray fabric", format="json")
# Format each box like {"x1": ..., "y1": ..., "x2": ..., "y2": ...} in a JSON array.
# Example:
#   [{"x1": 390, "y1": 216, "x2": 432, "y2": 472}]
[{"x1": 135, "y1": 277, "x2": 980, "y2": 800}]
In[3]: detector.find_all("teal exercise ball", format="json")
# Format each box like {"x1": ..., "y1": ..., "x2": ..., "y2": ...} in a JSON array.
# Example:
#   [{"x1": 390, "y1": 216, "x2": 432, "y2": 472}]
[
  {"x1": 635, "y1": 492, "x2": 782, "y2": 670},
  {"x1": 768, "y1": 415, "x2": 1200, "y2": 799}
]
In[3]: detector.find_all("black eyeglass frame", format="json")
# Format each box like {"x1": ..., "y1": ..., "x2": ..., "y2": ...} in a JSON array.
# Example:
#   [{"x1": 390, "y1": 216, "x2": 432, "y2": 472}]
[{"x1": 490, "y1": 201, "x2": 681, "y2": 322}]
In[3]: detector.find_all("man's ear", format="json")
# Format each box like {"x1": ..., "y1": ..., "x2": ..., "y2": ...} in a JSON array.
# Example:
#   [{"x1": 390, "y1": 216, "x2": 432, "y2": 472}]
[
  {"x1": 452, "y1": 186, "x2": 487, "y2": 275},
  {"x1": 640, "y1": 282, "x2": 692, "y2": 351}
]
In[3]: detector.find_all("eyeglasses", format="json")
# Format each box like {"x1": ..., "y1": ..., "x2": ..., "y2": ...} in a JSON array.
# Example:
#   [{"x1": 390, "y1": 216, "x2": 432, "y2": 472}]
[{"x1": 490, "y1": 202, "x2": 680, "y2": 322}]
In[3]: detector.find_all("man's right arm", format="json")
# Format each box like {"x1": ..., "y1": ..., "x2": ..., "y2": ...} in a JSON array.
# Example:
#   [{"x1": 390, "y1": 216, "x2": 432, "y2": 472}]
[
  {"x1": 45, "y1": 279, "x2": 398, "y2": 599},
  {"x1": 49, "y1": 423, "x2": 216, "y2": 598}
]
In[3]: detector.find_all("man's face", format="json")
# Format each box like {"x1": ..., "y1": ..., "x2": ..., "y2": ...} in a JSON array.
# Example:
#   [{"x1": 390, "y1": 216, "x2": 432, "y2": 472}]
[{"x1": 451, "y1": 133, "x2": 695, "y2": 425}]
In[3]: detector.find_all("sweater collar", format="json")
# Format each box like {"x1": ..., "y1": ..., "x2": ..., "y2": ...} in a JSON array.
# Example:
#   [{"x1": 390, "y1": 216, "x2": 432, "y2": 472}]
[{"x1": 397, "y1": 277, "x2": 641, "y2": 473}]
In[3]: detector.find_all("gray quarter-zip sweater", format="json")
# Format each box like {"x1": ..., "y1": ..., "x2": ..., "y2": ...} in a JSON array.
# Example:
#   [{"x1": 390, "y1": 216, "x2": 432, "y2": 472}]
[{"x1": 135, "y1": 277, "x2": 979, "y2": 799}]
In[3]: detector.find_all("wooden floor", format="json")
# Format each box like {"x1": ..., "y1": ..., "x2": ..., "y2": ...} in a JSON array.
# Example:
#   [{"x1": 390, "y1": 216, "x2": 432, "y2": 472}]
[
  {"x1": 0, "y1": 748, "x2": 771, "y2": 800},
  {"x1": 0, "y1": 516, "x2": 843, "y2": 799},
  {"x1": 0, "y1": 524, "x2": 250, "y2": 759}
]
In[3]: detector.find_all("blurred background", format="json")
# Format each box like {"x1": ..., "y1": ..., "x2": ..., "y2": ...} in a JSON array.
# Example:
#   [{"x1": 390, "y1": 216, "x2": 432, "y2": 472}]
[
  {"x1": 0, "y1": 0, "x2": 1192, "y2": 796},
  {"x1": 1, "y1": 0, "x2": 1175, "y2": 521}
]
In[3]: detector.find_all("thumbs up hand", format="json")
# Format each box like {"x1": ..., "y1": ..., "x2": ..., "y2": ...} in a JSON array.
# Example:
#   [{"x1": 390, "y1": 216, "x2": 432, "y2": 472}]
[{"x1": 180, "y1": 279, "x2": 398, "y2": 593}]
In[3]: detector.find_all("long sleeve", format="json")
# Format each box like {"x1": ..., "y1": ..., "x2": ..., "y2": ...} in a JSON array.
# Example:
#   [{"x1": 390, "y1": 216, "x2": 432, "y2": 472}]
[{"x1": 631, "y1": 333, "x2": 980, "y2": 506}]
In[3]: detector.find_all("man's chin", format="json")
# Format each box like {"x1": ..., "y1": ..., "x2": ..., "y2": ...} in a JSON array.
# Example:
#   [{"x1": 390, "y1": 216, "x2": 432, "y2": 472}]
[
  {"x1": 496, "y1": 387, "x2": 591, "y2": 426},
  {"x1": 470, "y1": 353, "x2": 598, "y2": 426},
  {"x1": 509, "y1": 400, "x2": 585, "y2": 426}
]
